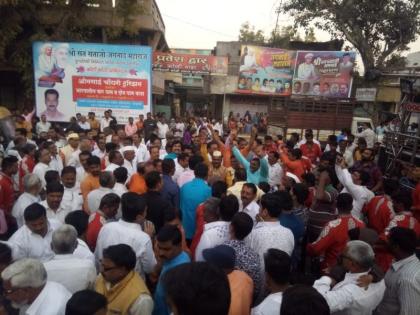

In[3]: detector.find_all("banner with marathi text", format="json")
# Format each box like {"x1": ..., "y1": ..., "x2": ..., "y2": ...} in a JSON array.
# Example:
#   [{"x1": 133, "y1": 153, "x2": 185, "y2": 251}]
[
  {"x1": 292, "y1": 51, "x2": 356, "y2": 97},
  {"x1": 153, "y1": 52, "x2": 228, "y2": 75},
  {"x1": 33, "y1": 41, "x2": 152, "y2": 122},
  {"x1": 237, "y1": 45, "x2": 296, "y2": 96}
]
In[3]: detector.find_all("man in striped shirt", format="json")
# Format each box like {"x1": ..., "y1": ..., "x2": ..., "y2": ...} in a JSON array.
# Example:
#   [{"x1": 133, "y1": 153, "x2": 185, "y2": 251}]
[{"x1": 374, "y1": 227, "x2": 420, "y2": 315}]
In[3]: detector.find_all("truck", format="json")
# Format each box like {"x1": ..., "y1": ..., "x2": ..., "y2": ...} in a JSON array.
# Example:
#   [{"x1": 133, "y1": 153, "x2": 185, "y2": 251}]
[{"x1": 267, "y1": 96, "x2": 373, "y2": 145}]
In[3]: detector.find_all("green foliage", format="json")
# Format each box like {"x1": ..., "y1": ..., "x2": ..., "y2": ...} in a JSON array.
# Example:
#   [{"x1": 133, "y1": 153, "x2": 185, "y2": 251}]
[
  {"x1": 281, "y1": 0, "x2": 420, "y2": 70},
  {"x1": 304, "y1": 27, "x2": 316, "y2": 42},
  {"x1": 384, "y1": 54, "x2": 407, "y2": 70},
  {"x1": 238, "y1": 22, "x2": 266, "y2": 44}
]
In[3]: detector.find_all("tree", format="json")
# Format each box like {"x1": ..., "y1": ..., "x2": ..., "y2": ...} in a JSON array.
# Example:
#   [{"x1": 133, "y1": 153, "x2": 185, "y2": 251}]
[
  {"x1": 238, "y1": 22, "x2": 266, "y2": 44},
  {"x1": 281, "y1": 0, "x2": 420, "y2": 71},
  {"x1": 384, "y1": 54, "x2": 407, "y2": 70},
  {"x1": 270, "y1": 25, "x2": 302, "y2": 47},
  {"x1": 304, "y1": 27, "x2": 316, "y2": 42},
  {"x1": 0, "y1": 0, "x2": 144, "y2": 100}
]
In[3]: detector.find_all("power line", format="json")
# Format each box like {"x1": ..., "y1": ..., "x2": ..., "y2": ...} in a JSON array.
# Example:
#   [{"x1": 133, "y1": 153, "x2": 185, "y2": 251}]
[{"x1": 162, "y1": 13, "x2": 237, "y2": 39}]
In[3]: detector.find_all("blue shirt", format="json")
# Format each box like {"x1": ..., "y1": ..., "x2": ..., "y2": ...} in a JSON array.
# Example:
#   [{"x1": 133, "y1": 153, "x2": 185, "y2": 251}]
[
  {"x1": 180, "y1": 178, "x2": 211, "y2": 239},
  {"x1": 164, "y1": 153, "x2": 177, "y2": 160},
  {"x1": 161, "y1": 174, "x2": 180, "y2": 209},
  {"x1": 153, "y1": 251, "x2": 191, "y2": 315},
  {"x1": 232, "y1": 146, "x2": 269, "y2": 185},
  {"x1": 279, "y1": 212, "x2": 305, "y2": 242}
]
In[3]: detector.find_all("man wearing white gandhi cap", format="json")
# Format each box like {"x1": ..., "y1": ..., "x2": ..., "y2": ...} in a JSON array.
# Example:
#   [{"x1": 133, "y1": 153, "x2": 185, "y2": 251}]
[
  {"x1": 121, "y1": 146, "x2": 137, "y2": 177},
  {"x1": 297, "y1": 52, "x2": 318, "y2": 80}
]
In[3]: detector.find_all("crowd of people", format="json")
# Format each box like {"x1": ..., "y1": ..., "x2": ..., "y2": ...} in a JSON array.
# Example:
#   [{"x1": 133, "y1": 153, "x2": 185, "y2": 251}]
[{"x1": 0, "y1": 108, "x2": 419, "y2": 315}]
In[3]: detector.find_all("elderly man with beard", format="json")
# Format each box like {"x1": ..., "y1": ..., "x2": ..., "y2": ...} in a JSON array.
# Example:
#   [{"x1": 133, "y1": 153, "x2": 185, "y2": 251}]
[{"x1": 1, "y1": 258, "x2": 71, "y2": 315}]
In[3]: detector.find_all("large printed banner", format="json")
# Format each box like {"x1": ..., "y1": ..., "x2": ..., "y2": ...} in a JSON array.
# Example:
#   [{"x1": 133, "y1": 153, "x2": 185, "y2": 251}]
[
  {"x1": 237, "y1": 46, "x2": 296, "y2": 96},
  {"x1": 33, "y1": 42, "x2": 152, "y2": 122},
  {"x1": 153, "y1": 52, "x2": 228, "y2": 75},
  {"x1": 292, "y1": 51, "x2": 355, "y2": 97}
]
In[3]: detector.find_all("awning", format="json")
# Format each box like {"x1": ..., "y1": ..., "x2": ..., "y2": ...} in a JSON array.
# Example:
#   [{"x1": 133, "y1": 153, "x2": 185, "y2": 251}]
[{"x1": 376, "y1": 86, "x2": 401, "y2": 102}]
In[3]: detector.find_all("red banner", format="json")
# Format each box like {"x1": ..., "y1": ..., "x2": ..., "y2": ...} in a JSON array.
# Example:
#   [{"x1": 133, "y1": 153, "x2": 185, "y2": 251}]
[
  {"x1": 72, "y1": 76, "x2": 148, "y2": 103},
  {"x1": 402, "y1": 102, "x2": 420, "y2": 113},
  {"x1": 153, "y1": 52, "x2": 227, "y2": 75}
]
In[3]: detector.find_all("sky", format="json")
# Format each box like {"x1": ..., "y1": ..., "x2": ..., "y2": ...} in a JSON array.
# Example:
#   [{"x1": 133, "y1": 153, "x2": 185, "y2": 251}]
[{"x1": 157, "y1": 0, "x2": 420, "y2": 56}]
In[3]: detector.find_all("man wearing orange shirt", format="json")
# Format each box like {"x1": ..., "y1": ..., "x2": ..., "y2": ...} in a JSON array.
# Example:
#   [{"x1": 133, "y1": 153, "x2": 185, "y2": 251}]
[
  {"x1": 80, "y1": 156, "x2": 101, "y2": 213},
  {"x1": 203, "y1": 245, "x2": 253, "y2": 315},
  {"x1": 279, "y1": 147, "x2": 306, "y2": 181},
  {"x1": 129, "y1": 161, "x2": 153, "y2": 194},
  {"x1": 300, "y1": 133, "x2": 322, "y2": 165}
]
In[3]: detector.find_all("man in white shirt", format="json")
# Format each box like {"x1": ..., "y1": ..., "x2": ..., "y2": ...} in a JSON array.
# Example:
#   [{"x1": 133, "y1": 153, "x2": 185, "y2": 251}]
[
  {"x1": 247, "y1": 193, "x2": 295, "y2": 264},
  {"x1": 100, "y1": 110, "x2": 112, "y2": 132},
  {"x1": 113, "y1": 167, "x2": 128, "y2": 197},
  {"x1": 297, "y1": 53, "x2": 318, "y2": 80},
  {"x1": 64, "y1": 210, "x2": 95, "y2": 265},
  {"x1": 44, "y1": 224, "x2": 96, "y2": 293},
  {"x1": 228, "y1": 168, "x2": 264, "y2": 202},
  {"x1": 35, "y1": 114, "x2": 51, "y2": 135},
  {"x1": 252, "y1": 249, "x2": 291, "y2": 315},
  {"x1": 12, "y1": 173, "x2": 42, "y2": 228},
  {"x1": 267, "y1": 152, "x2": 283, "y2": 189},
  {"x1": 68, "y1": 139, "x2": 92, "y2": 169},
  {"x1": 95, "y1": 192, "x2": 157, "y2": 279},
  {"x1": 61, "y1": 166, "x2": 83, "y2": 213},
  {"x1": 92, "y1": 137, "x2": 106, "y2": 160},
  {"x1": 1, "y1": 258, "x2": 71, "y2": 315},
  {"x1": 75, "y1": 150, "x2": 92, "y2": 185},
  {"x1": 335, "y1": 157, "x2": 374, "y2": 219},
  {"x1": 157, "y1": 116, "x2": 169, "y2": 140},
  {"x1": 195, "y1": 196, "x2": 237, "y2": 261},
  {"x1": 105, "y1": 150, "x2": 124, "y2": 173},
  {"x1": 8, "y1": 203, "x2": 61, "y2": 262},
  {"x1": 313, "y1": 240, "x2": 385, "y2": 314},
  {"x1": 355, "y1": 123, "x2": 376, "y2": 148},
  {"x1": 240, "y1": 183, "x2": 261, "y2": 223},
  {"x1": 78, "y1": 115, "x2": 91, "y2": 131},
  {"x1": 40, "y1": 181, "x2": 70, "y2": 224},
  {"x1": 122, "y1": 146, "x2": 137, "y2": 177},
  {"x1": 46, "y1": 141, "x2": 64, "y2": 174},
  {"x1": 33, "y1": 148, "x2": 52, "y2": 188},
  {"x1": 174, "y1": 117, "x2": 185, "y2": 138},
  {"x1": 87, "y1": 171, "x2": 115, "y2": 214},
  {"x1": 135, "y1": 139, "x2": 148, "y2": 163},
  {"x1": 173, "y1": 153, "x2": 189, "y2": 183},
  {"x1": 338, "y1": 138, "x2": 354, "y2": 168}
]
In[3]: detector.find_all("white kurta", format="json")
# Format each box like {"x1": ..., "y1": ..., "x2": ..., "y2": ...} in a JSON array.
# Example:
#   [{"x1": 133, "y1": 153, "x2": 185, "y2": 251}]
[
  {"x1": 40, "y1": 200, "x2": 71, "y2": 224},
  {"x1": 195, "y1": 221, "x2": 230, "y2": 261},
  {"x1": 95, "y1": 219, "x2": 156, "y2": 279},
  {"x1": 252, "y1": 292, "x2": 283, "y2": 315},
  {"x1": 12, "y1": 193, "x2": 40, "y2": 228},
  {"x1": 43, "y1": 254, "x2": 97, "y2": 293},
  {"x1": 313, "y1": 273, "x2": 386, "y2": 315},
  {"x1": 246, "y1": 222, "x2": 294, "y2": 265},
  {"x1": 20, "y1": 281, "x2": 71, "y2": 315},
  {"x1": 7, "y1": 219, "x2": 61, "y2": 262}
]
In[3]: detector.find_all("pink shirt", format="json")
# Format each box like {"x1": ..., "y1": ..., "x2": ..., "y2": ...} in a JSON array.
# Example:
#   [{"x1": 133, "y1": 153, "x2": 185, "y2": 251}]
[{"x1": 124, "y1": 123, "x2": 138, "y2": 137}]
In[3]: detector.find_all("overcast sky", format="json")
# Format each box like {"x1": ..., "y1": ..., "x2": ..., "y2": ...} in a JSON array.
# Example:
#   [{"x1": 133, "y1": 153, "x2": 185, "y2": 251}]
[{"x1": 157, "y1": 0, "x2": 420, "y2": 56}]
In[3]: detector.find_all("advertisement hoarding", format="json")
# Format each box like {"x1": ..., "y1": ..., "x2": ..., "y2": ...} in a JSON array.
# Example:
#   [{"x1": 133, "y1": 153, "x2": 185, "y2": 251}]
[
  {"x1": 355, "y1": 88, "x2": 377, "y2": 102},
  {"x1": 292, "y1": 51, "x2": 356, "y2": 97},
  {"x1": 153, "y1": 52, "x2": 228, "y2": 75},
  {"x1": 33, "y1": 41, "x2": 152, "y2": 122},
  {"x1": 236, "y1": 45, "x2": 296, "y2": 96}
]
